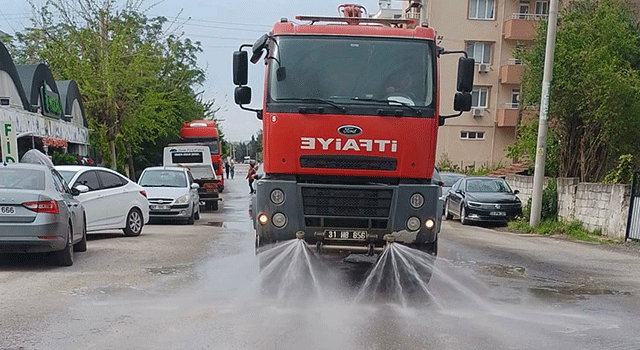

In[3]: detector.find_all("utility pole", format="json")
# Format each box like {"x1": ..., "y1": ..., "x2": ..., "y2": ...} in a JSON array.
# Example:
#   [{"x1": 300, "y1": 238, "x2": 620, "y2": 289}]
[{"x1": 530, "y1": 0, "x2": 559, "y2": 226}]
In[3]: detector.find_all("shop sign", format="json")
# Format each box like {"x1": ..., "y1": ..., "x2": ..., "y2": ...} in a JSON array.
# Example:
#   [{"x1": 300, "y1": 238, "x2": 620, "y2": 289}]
[
  {"x1": 1, "y1": 122, "x2": 18, "y2": 163},
  {"x1": 41, "y1": 82, "x2": 62, "y2": 118}
]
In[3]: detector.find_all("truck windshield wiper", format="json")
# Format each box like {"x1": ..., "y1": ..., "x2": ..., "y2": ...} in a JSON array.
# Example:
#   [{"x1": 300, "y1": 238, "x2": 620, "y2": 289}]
[
  {"x1": 274, "y1": 98, "x2": 346, "y2": 113},
  {"x1": 350, "y1": 97, "x2": 421, "y2": 115}
]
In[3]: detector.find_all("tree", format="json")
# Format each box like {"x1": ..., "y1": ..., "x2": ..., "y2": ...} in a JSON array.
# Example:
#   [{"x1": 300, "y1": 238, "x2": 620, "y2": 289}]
[
  {"x1": 16, "y1": 0, "x2": 214, "y2": 178},
  {"x1": 517, "y1": 0, "x2": 640, "y2": 182}
]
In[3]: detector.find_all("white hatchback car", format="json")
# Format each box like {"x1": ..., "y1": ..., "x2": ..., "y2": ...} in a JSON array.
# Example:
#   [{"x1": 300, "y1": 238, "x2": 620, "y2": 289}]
[
  {"x1": 138, "y1": 166, "x2": 200, "y2": 224},
  {"x1": 56, "y1": 166, "x2": 150, "y2": 236}
]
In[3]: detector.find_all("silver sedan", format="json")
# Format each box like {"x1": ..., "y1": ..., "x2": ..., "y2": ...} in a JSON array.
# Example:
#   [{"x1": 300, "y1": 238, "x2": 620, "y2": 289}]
[{"x1": 0, "y1": 163, "x2": 87, "y2": 266}]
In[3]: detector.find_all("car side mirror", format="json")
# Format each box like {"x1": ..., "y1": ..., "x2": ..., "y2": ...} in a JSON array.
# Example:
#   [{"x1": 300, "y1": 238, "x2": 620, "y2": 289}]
[
  {"x1": 191, "y1": 183, "x2": 200, "y2": 190},
  {"x1": 72, "y1": 185, "x2": 89, "y2": 196},
  {"x1": 513, "y1": 189, "x2": 520, "y2": 195}
]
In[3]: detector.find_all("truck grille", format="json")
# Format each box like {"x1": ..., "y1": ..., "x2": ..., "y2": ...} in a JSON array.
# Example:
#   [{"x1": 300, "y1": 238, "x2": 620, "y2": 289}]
[
  {"x1": 302, "y1": 187, "x2": 393, "y2": 218},
  {"x1": 300, "y1": 155, "x2": 397, "y2": 171}
]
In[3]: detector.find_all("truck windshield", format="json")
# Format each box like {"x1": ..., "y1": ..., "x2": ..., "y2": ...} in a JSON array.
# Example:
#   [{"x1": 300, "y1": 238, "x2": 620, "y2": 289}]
[{"x1": 268, "y1": 36, "x2": 435, "y2": 109}]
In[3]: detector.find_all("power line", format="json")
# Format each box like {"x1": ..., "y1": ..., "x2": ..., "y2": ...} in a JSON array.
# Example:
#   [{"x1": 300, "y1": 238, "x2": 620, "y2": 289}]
[{"x1": 150, "y1": 14, "x2": 272, "y2": 29}]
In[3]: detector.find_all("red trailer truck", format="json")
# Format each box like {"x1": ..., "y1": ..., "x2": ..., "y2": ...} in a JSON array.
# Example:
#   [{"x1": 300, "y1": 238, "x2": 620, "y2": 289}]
[
  {"x1": 232, "y1": 4, "x2": 474, "y2": 257},
  {"x1": 179, "y1": 120, "x2": 224, "y2": 193}
]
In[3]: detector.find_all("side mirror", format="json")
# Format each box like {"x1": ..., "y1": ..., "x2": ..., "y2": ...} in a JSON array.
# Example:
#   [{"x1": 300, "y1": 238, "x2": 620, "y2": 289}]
[
  {"x1": 235, "y1": 86, "x2": 252, "y2": 105},
  {"x1": 191, "y1": 183, "x2": 200, "y2": 190},
  {"x1": 233, "y1": 51, "x2": 248, "y2": 86},
  {"x1": 72, "y1": 185, "x2": 89, "y2": 196},
  {"x1": 513, "y1": 189, "x2": 520, "y2": 195},
  {"x1": 456, "y1": 57, "x2": 475, "y2": 93},
  {"x1": 454, "y1": 92, "x2": 472, "y2": 112}
]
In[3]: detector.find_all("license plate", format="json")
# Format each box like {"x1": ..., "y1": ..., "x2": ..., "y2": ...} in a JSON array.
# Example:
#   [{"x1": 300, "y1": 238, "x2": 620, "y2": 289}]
[
  {"x1": 490, "y1": 211, "x2": 506, "y2": 216},
  {"x1": 324, "y1": 230, "x2": 367, "y2": 240},
  {"x1": 0, "y1": 206, "x2": 15, "y2": 215},
  {"x1": 151, "y1": 205, "x2": 170, "y2": 210}
]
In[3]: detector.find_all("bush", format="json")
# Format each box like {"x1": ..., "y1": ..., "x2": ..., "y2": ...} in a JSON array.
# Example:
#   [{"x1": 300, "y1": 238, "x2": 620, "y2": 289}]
[
  {"x1": 51, "y1": 150, "x2": 77, "y2": 165},
  {"x1": 521, "y1": 178, "x2": 558, "y2": 221}
]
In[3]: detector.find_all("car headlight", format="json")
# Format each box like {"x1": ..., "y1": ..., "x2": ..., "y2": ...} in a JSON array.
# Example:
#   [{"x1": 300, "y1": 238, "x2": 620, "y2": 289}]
[
  {"x1": 272, "y1": 213, "x2": 287, "y2": 228},
  {"x1": 175, "y1": 194, "x2": 189, "y2": 204},
  {"x1": 406, "y1": 216, "x2": 421, "y2": 231},
  {"x1": 270, "y1": 189, "x2": 285, "y2": 205},
  {"x1": 410, "y1": 193, "x2": 424, "y2": 209},
  {"x1": 467, "y1": 201, "x2": 481, "y2": 207}
]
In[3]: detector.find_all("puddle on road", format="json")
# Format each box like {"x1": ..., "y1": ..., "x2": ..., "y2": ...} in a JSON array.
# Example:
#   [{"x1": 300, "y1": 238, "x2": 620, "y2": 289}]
[
  {"x1": 146, "y1": 264, "x2": 195, "y2": 275},
  {"x1": 530, "y1": 285, "x2": 632, "y2": 302},
  {"x1": 207, "y1": 221, "x2": 224, "y2": 227},
  {"x1": 484, "y1": 263, "x2": 527, "y2": 278}
]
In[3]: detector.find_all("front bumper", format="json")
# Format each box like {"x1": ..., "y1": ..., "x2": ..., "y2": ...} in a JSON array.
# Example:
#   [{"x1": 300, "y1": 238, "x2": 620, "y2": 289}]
[
  {"x1": 464, "y1": 205, "x2": 521, "y2": 222},
  {"x1": 149, "y1": 203, "x2": 193, "y2": 220}
]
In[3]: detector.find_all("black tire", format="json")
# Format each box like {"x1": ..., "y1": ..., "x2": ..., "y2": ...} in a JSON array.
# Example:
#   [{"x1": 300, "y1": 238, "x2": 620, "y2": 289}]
[
  {"x1": 460, "y1": 205, "x2": 468, "y2": 225},
  {"x1": 73, "y1": 215, "x2": 88, "y2": 252},
  {"x1": 55, "y1": 224, "x2": 74, "y2": 266},
  {"x1": 123, "y1": 208, "x2": 143, "y2": 236},
  {"x1": 187, "y1": 208, "x2": 195, "y2": 225},
  {"x1": 210, "y1": 200, "x2": 219, "y2": 211},
  {"x1": 445, "y1": 200, "x2": 453, "y2": 220}
]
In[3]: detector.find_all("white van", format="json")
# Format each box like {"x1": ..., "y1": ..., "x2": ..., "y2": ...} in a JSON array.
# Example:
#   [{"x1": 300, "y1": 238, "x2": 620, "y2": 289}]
[{"x1": 163, "y1": 145, "x2": 221, "y2": 210}]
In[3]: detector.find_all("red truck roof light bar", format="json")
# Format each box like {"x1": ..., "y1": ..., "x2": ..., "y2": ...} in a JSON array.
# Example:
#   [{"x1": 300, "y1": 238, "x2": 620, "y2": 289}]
[{"x1": 295, "y1": 15, "x2": 415, "y2": 27}]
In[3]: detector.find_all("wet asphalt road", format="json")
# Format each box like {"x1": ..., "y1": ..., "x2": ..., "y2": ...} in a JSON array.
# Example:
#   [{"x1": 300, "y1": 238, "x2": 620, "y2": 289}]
[{"x1": 2, "y1": 164, "x2": 640, "y2": 349}]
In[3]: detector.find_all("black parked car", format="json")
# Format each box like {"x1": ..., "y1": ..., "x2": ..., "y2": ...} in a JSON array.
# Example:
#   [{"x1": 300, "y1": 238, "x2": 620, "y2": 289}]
[{"x1": 444, "y1": 176, "x2": 522, "y2": 225}]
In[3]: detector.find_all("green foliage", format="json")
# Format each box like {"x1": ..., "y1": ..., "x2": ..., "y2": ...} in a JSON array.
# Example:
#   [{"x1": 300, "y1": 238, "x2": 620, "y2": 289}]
[
  {"x1": 15, "y1": 1, "x2": 218, "y2": 173},
  {"x1": 506, "y1": 120, "x2": 559, "y2": 177},
  {"x1": 517, "y1": 0, "x2": 640, "y2": 182},
  {"x1": 51, "y1": 150, "x2": 77, "y2": 165},
  {"x1": 521, "y1": 178, "x2": 558, "y2": 221},
  {"x1": 437, "y1": 153, "x2": 462, "y2": 173},
  {"x1": 508, "y1": 219, "x2": 606, "y2": 243},
  {"x1": 603, "y1": 154, "x2": 634, "y2": 184},
  {"x1": 464, "y1": 162, "x2": 503, "y2": 176}
]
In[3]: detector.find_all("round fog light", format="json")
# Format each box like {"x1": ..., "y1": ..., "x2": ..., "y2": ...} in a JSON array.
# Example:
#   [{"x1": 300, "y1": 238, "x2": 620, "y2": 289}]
[
  {"x1": 406, "y1": 216, "x2": 421, "y2": 231},
  {"x1": 270, "y1": 189, "x2": 285, "y2": 205},
  {"x1": 424, "y1": 218, "x2": 436, "y2": 230},
  {"x1": 272, "y1": 213, "x2": 287, "y2": 228},
  {"x1": 258, "y1": 213, "x2": 269, "y2": 226},
  {"x1": 410, "y1": 193, "x2": 424, "y2": 208}
]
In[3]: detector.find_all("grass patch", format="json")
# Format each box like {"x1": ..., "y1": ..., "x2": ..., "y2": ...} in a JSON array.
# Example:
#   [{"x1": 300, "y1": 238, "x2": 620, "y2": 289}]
[{"x1": 508, "y1": 219, "x2": 609, "y2": 243}]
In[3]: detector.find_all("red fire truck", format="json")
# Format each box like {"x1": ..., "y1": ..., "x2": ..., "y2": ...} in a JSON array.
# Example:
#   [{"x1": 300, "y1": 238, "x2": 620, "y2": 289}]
[
  {"x1": 179, "y1": 120, "x2": 224, "y2": 193},
  {"x1": 232, "y1": 4, "x2": 474, "y2": 257}
]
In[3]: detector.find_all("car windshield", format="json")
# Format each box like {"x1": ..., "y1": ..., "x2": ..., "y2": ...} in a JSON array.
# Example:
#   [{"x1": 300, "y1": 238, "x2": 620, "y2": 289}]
[
  {"x1": 57, "y1": 170, "x2": 78, "y2": 184},
  {"x1": 0, "y1": 168, "x2": 45, "y2": 190},
  {"x1": 441, "y1": 174, "x2": 464, "y2": 187},
  {"x1": 268, "y1": 36, "x2": 435, "y2": 108},
  {"x1": 139, "y1": 170, "x2": 187, "y2": 188},
  {"x1": 466, "y1": 178, "x2": 512, "y2": 193}
]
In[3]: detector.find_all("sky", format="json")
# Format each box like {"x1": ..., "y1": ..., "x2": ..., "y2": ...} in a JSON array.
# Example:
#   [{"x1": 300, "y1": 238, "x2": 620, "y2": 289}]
[{"x1": 0, "y1": 0, "x2": 401, "y2": 142}]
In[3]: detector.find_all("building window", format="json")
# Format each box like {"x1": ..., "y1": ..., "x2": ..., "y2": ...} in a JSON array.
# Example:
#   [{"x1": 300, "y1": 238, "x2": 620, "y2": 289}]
[
  {"x1": 471, "y1": 87, "x2": 489, "y2": 108},
  {"x1": 519, "y1": 2, "x2": 530, "y2": 19},
  {"x1": 510, "y1": 89, "x2": 520, "y2": 109},
  {"x1": 535, "y1": 1, "x2": 549, "y2": 17},
  {"x1": 469, "y1": 0, "x2": 495, "y2": 20},
  {"x1": 466, "y1": 42, "x2": 492, "y2": 65},
  {"x1": 461, "y1": 131, "x2": 486, "y2": 140}
]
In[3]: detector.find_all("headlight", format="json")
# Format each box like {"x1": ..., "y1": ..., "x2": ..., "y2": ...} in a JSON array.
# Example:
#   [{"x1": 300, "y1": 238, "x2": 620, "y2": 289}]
[
  {"x1": 270, "y1": 189, "x2": 285, "y2": 205},
  {"x1": 467, "y1": 201, "x2": 481, "y2": 207},
  {"x1": 424, "y1": 218, "x2": 436, "y2": 230},
  {"x1": 406, "y1": 216, "x2": 421, "y2": 231},
  {"x1": 175, "y1": 194, "x2": 189, "y2": 204},
  {"x1": 272, "y1": 213, "x2": 287, "y2": 228},
  {"x1": 410, "y1": 193, "x2": 424, "y2": 208},
  {"x1": 258, "y1": 213, "x2": 269, "y2": 226}
]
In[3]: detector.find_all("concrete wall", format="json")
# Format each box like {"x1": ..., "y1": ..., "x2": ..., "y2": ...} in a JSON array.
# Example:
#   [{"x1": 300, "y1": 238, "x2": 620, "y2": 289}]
[{"x1": 505, "y1": 175, "x2": 631, "y2": 241}]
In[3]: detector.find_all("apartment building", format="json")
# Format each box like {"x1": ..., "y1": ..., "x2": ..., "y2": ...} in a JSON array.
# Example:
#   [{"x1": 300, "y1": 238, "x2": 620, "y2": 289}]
[{"x1": 391, "y1": 0, "x2": 550, "y2": 170}]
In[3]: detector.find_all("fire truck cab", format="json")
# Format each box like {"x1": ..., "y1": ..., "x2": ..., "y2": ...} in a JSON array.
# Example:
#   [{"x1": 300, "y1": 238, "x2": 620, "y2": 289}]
[{"x1": 233, "y1": 4, "x2": 474, "y2": 256}]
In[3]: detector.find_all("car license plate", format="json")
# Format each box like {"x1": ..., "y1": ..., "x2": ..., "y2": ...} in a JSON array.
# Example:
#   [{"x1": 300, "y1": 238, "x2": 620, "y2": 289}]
[
  {"x1": 490, "y1": 211, "x2": 506, "y2": 216},
  {"x1": 324, "y1": 230, "x2": 367, "y2": 240},
  {"x1": 151, "y1": 205, "x2": 170, "y2": 210},
  {"x1": 0, "y1": 206, "x2": 15, "y2": 215}
]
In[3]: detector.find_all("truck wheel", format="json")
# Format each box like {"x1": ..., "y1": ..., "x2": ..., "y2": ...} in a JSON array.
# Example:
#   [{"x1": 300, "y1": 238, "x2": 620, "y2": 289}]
[{"x1": 211, "y1": 200, "x2": 219, "y2": 211}]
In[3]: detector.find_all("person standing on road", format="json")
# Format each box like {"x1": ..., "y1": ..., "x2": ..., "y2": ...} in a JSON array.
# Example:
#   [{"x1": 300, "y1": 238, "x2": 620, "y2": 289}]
[
  {"x1": 230, "y1": 159, "x2": 235, "y2": 179},
  {"x1": 247, "y1": 163, "x2": 257, "y2": 194},
  {"x1": 225, "y1": 159, "x2": 230, "y2": 179}
]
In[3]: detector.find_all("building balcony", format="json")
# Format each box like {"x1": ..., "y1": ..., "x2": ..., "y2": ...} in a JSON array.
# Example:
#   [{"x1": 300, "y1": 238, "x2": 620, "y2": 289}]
[
  {"x1": 503, "y1": 13, "x2": 546, "y2": 41},
  {"x1": 497, "y1": 104, "x2": 519, "y2": 127},
  {"x1": 500, "y1": 59, "x2": 525, "y2": 84}
]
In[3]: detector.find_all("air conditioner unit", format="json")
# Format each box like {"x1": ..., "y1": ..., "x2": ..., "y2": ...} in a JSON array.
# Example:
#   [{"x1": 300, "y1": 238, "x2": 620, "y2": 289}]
[
  {"x1": 478, "y1": 63, "x2": 490, "y2": 73},
  {"x1": 472, "y1": 108, "x2": 485, "y2": 117}
]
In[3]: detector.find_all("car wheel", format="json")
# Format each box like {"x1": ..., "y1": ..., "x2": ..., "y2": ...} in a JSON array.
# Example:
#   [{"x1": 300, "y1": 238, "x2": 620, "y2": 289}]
[
  {"x1": 55, "y1": 224, "x2": 74, "y2": 266},
  {"x1": 73, "y1": 214, "x2": 88, "y2": 252},
  {"x1": 445, "y1": 200, "x2": 453, "y2": 220},
  {"x1": 460, "y1": 205, "x2": 468, "y2": 225},
  {"x1": 123, "y1": 208, "x2": 143, "y2": 236},
  {"x1": 187, "y1": 208, "x2": 195, "y2": 225}
]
